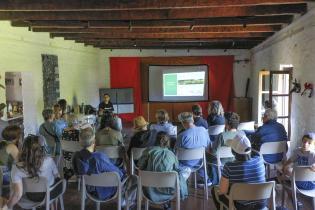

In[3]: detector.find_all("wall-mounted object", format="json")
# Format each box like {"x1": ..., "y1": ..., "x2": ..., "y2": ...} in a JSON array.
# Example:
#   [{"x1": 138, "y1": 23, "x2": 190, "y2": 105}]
[
  {"x1": 290, "y1": 78, "x2": 301, "y2": 93},
  {"x1": 301, "y1": 82, "x2": 313, "y2": 98}
]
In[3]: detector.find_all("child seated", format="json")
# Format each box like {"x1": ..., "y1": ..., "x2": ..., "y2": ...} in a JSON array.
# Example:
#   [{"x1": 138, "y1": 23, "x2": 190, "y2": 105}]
[{"x1": 281, "y1": 132, "x2": 315, "y2": 190}]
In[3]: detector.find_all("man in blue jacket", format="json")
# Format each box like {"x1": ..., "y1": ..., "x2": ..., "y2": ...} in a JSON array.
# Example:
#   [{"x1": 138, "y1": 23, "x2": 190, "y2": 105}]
[
  {"x1": 73, "y1": 127, "x2": 125, "y2": 200},
  {"x1": 251, "y1": 108, "x2": 288, "y2": 164}
]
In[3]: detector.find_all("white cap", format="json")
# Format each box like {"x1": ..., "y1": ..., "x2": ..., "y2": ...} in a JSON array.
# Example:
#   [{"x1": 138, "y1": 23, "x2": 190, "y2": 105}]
[{"x1": 226, "y1": 133, "x2": 251, "y2": 155}]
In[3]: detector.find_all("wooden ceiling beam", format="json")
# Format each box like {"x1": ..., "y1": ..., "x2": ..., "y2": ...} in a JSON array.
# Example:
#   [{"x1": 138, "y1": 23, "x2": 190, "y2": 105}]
[
  {"x1": 52, "y1": 32, "x2": 273, "y2": 39},
  {"x1": 0, "y1": 0, "x2": 309, "y2": 11},
  {"x1": 0, "y1": 4, "x2": 306, "y2": 21},
  {"x1": 32, "y1": 25, "x2": 281, "y2": 33},
  {"x1": 11, "y1": 15, "x2": 294, "y2": 28}
]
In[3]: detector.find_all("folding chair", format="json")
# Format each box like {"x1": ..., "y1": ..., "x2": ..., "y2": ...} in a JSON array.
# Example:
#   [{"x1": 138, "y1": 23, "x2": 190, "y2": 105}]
[
  {"x1": 237, "y1": 121, "x2": 255, "y2": 131},
  {"x1": 216, "y1": 146, "x2": 234, "y2": 180},
  {"x1": 17, "y1": 177, "x2": 66, "y2": 210},
  {"x1": 130, "y1": 147, "x2": 147, "y2": 175},
  {"x1": 137, "y1": 170, "x2": 180, "y2": 210},
  {"x1": 176, "y1": 147, "x2": 208, "y2": 199},
  {"x1": 290, "y1": 166, "x2": 315, "y2": 210},
  {"x1": 81, "y1": 172, "x2": 124, "y2": 210},
  {"x1": 216, "y1": 181, "x2": 276, "y2": 210},
  {"x1": 208, "y1": 125, "x2": 225, "y2": 136},
  {"x1": 95, "y1": 145, "x2": 125, "y2": 168},
  {"x1": 259, "y1": 141, "x2": 287, "y2": 178}
]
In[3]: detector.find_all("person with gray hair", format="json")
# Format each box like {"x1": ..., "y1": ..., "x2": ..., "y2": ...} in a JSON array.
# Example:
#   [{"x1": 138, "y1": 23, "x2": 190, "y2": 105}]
[
  {"x1": 207, "y1": 100, "x2": 225, "y2": 126},
  {"x1": 72, "y1": 127, "x2": 125, "y2": 200},
  {"x1": 96, "y1": 116, "x2": 123, "y2": 146},
  {"x1": 176, "y1": 112, "x2": 211, "y2": 185},
  {"x1": 251, "y1": 108, "x2": 288, "y2": 164}
]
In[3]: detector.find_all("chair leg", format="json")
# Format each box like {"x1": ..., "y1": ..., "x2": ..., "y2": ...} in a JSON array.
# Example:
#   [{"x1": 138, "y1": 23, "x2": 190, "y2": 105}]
[
  {"x1": 78, "y1": 176, "x2": 81, "y2": 191},
  {"x1": 312, "y1": 198, "x2": 315, "y2": 210},
  {"x1": 145, "y1": 199, "x2": 149, "y2": 210},
  {"x1": 60, "y1": 196, "x2": 65, "y2": 210},
  {"x1": 96, "y1": 202, "x2": 100, "y2": 210},
  {"x1": 137, "y1": 187, "x2": 142, "y2": 210},
  {"x1": 194, "y1": 172, "x2": 197, "y2": 189}
]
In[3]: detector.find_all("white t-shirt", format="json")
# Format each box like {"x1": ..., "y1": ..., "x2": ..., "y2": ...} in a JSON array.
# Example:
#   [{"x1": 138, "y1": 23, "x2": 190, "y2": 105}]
[{"x1": 11, "y1": 157, "x2": 59, "y2": 186}]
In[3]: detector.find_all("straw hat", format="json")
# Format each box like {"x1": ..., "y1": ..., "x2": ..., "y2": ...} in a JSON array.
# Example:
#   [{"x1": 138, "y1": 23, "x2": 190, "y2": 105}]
[{"x1": 133, "y1": 116, "x2": 148, "y2": 130}]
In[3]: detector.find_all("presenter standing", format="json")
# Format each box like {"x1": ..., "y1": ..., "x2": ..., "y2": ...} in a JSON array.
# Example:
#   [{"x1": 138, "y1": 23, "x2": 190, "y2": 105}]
[{"x1": 98, "y1": 93, "x2": 114, "y2": 115}]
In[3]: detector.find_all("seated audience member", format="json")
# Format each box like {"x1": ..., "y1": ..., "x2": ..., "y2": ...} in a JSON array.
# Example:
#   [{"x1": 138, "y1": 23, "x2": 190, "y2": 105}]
[
  {"x1": 0, "y1": 126, "x2": 21, "y2": 186},
  {"x1": 39, "y1": 109, "x2": 60, "y2": 156},
  {"x1": 251, "y1": 108, "x2": 288, "y2": 164},
  {"x1": 212, "y1": 133, "x2": 266, "y2": 210},
  {"x1": 192, "y1": 104, "x2": 208, "y2": 129},
  {"x1": 208, "y1": 112, "x2": 241, "y2": 185},
  {"x1": 4, "y1": 135, "x2": 61, "y2": 209},
  {"x1": 73, "y1": 127, "x2": 125, "y2": 200},
  {"x1": 150, "y1": 109, "x2": 176, "y2": 136},
  {"x1": 137, "y1": 131, "x2": 188, "y2": 210},
  {"x1": 53, "y1": 104, "x2": 68, "y2": 139},
  {"x1": 0, "y1": 103, "x2": 9, "y2": 138},
  {"x1": 176, "y1": 112, "x2": 210, "y2": 183},
  {"x1": 281, "y1": 133, "x2": 315, "y2": 191},
  {"x1": 207, "y1": 100, "x2": 225, "y2": 126},
  {"x1": 127, "y1": 116, "x2": 154, "y2": 157},
  {"x1": 96, "y1": 116, "x2": 123, "y2": 146}
]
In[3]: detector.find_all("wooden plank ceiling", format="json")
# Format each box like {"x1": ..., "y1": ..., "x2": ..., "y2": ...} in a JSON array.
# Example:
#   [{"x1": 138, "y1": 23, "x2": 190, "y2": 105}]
[{"x1": 0, "y1": 0, "x2": 311, "y2": 49}]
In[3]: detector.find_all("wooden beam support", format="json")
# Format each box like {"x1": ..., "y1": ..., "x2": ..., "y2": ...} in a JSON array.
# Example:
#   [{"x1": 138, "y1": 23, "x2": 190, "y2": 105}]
[
  {"x1": 0, "y1": 0, "x2": 309, "y2": 11},
  {"x1": 11, "y1": 15, "x2": 294, "y2": 28},
  {"x1": 52, "y1": 32, "x2": 273, "y2": 39},
  {"x1": 32, "y1": 25, "x2": 281, "y2": 33},
  {"x1": 0, "y1": 4, "x2": 306, "y2": 21}
]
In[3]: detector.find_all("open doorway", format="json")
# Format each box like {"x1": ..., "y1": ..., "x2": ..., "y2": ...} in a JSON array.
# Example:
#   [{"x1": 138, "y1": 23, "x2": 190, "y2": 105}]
[{"x1": 4, "y1": 72, "x2": 37, "y2": 135}]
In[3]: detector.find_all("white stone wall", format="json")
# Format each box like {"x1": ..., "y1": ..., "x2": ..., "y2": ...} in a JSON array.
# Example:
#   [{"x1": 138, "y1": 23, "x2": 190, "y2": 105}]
[{"x1": 250, "y1": 8, "x2": 315, "y2": 150}]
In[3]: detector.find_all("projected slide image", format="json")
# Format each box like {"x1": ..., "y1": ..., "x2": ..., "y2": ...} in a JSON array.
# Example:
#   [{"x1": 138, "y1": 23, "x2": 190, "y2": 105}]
[{"x1": 163, "y1": 72, "x2": 205, "y2": 96}]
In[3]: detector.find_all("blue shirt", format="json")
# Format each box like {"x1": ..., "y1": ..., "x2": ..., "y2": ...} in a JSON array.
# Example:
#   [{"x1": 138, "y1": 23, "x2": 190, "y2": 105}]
[
  {"x1": 73, "y1": 149, "x2": 125, "y2": 200},
  {"x1": 251, "y1": 120, "x2": 288, "y2": 163},
  {"x1": 176, "y1": 126, "x2": 210, "y2": 168},
  {"x1": 207, "y1": 114, "x2": 225, "y2": 126},
  {"x1": 222, "y1": 155, "x2": 266, "y2": 206},
  {"x1": 194, "y1": 116, "x2": 209, "y2": 130},
  {"x1": 150, "y1": 122, "x2": 177, "y2": 136},
  {"x1": 54, "y1": 119, "x2": 68, "y2": 139}
]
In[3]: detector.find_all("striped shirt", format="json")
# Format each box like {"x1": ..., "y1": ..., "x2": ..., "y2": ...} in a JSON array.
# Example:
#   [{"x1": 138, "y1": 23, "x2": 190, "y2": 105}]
[{"x1": 222, "y1": 155, "x2": 266, "y2": 206}]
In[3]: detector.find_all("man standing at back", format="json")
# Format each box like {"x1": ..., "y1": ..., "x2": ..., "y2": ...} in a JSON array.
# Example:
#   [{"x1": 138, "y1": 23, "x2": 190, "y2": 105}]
[
  {"x1": 251, "y1": 108, "x2": 288, "y2": 164},
  {"x1": 176, "y1": 112, "x2": 211, "y2": 185}
]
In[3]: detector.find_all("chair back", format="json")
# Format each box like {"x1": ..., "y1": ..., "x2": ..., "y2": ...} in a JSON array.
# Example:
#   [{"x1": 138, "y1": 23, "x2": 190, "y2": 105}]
[
  {"x1": 260, "y1": 141, "x2": 287, "y2": 156},
  {"x1": 131, "y1": 147, "x2": 147, "y2": 175},
  {"x1": 208, "y1": 125, "x2": 225, "y2": 136},
  {"x1": 22, "y1": 176, "x2": 48, "y2": 193},
  {"x1": 83, "y1": 172, "x2": 121, "y2": 187},
  {"x1": 176, "y1": 147, "x2": 205, "y2": 161},
  {"x1": 95, "y1": 146, "x2": 123, "y2": 159},
  {"x1": 217, "y1": 146, "x2": 234, "y2": 160},
  {"x1": 139, "y1": 170, "x2": 178, "y2": 188},
  {"x1": 293, "y1": 166, "x2": 315, "y2": 182},
  {"x1": 230, "y1": 181, "x2": 275, "y2": 201},
  {"x1": 61, "y1": 140, "x2": 82, "y2": 153},
  {"x1": 238, "y1": 121, "x2": 255, "y2": 131}
]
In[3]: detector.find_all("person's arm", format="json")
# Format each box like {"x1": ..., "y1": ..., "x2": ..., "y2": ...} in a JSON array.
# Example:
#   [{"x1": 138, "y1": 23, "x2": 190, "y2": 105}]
[
  {"x1": 6, "y1": 182, "x2": 23, "y2": 209},
  {"x1": 219, "y1": 177, "x2": 229, "y2": 194},
  {"x1": 6, "y1": 144, "x2": 19, "y2": 162}
]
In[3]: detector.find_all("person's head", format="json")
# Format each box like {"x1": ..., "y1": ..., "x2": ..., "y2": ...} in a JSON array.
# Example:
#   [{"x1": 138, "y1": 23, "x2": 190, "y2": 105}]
[
  {"x1": 178, "y1": 112, "x2": 194, "y2": 129},
  {"x1": 2, "y1": 125, "x2": 22, "y2": 145},
  {"x1": 192, "y1": 104, "x2": 202, "y2": 117},
  {"x1": 227, "y1": 133, "x2": 252, "y2": 161},
  {"x1": 57, "y1": 99, "x2": 67, "y2": 113},
  {"x1": 155, "y1": 109, "x2": 169, "y2": 124},
  {"x1": 263, "y1": 108, "x2": 277, "y2": 123},
  {"x1": 301, "y1": 132, "x2": 315, "y2": 152},
  {"x1": 103, "y1": 93, "x2": 110, "y2": 103},
  {"x1": 224, "y1": 112, "x2": 240, "y2": 130},
  {"x1": 133, "y1": 116, "x2": 148, "y2": 132},
  {"x1": 20, "y1": 135, "x2": 45, "y2": 178},
  {"x1": 79, "y1": 127, "x2": 96, "y2": 149},
  {"x1": 208, "y1": 100, "x2": 224, "y2": 117},
  {"x1": 53, "y1": 104, "x2": 62, "y2": 119},
  {"x1": 156, "y1": 131, "x2": 171, "y2": 148},
  {"x1": 0, "y1": 103, "x2": 6, "y2": 118},
  {"x1": 42, "y1": 109, "x2": 54, "y2": 121}
]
